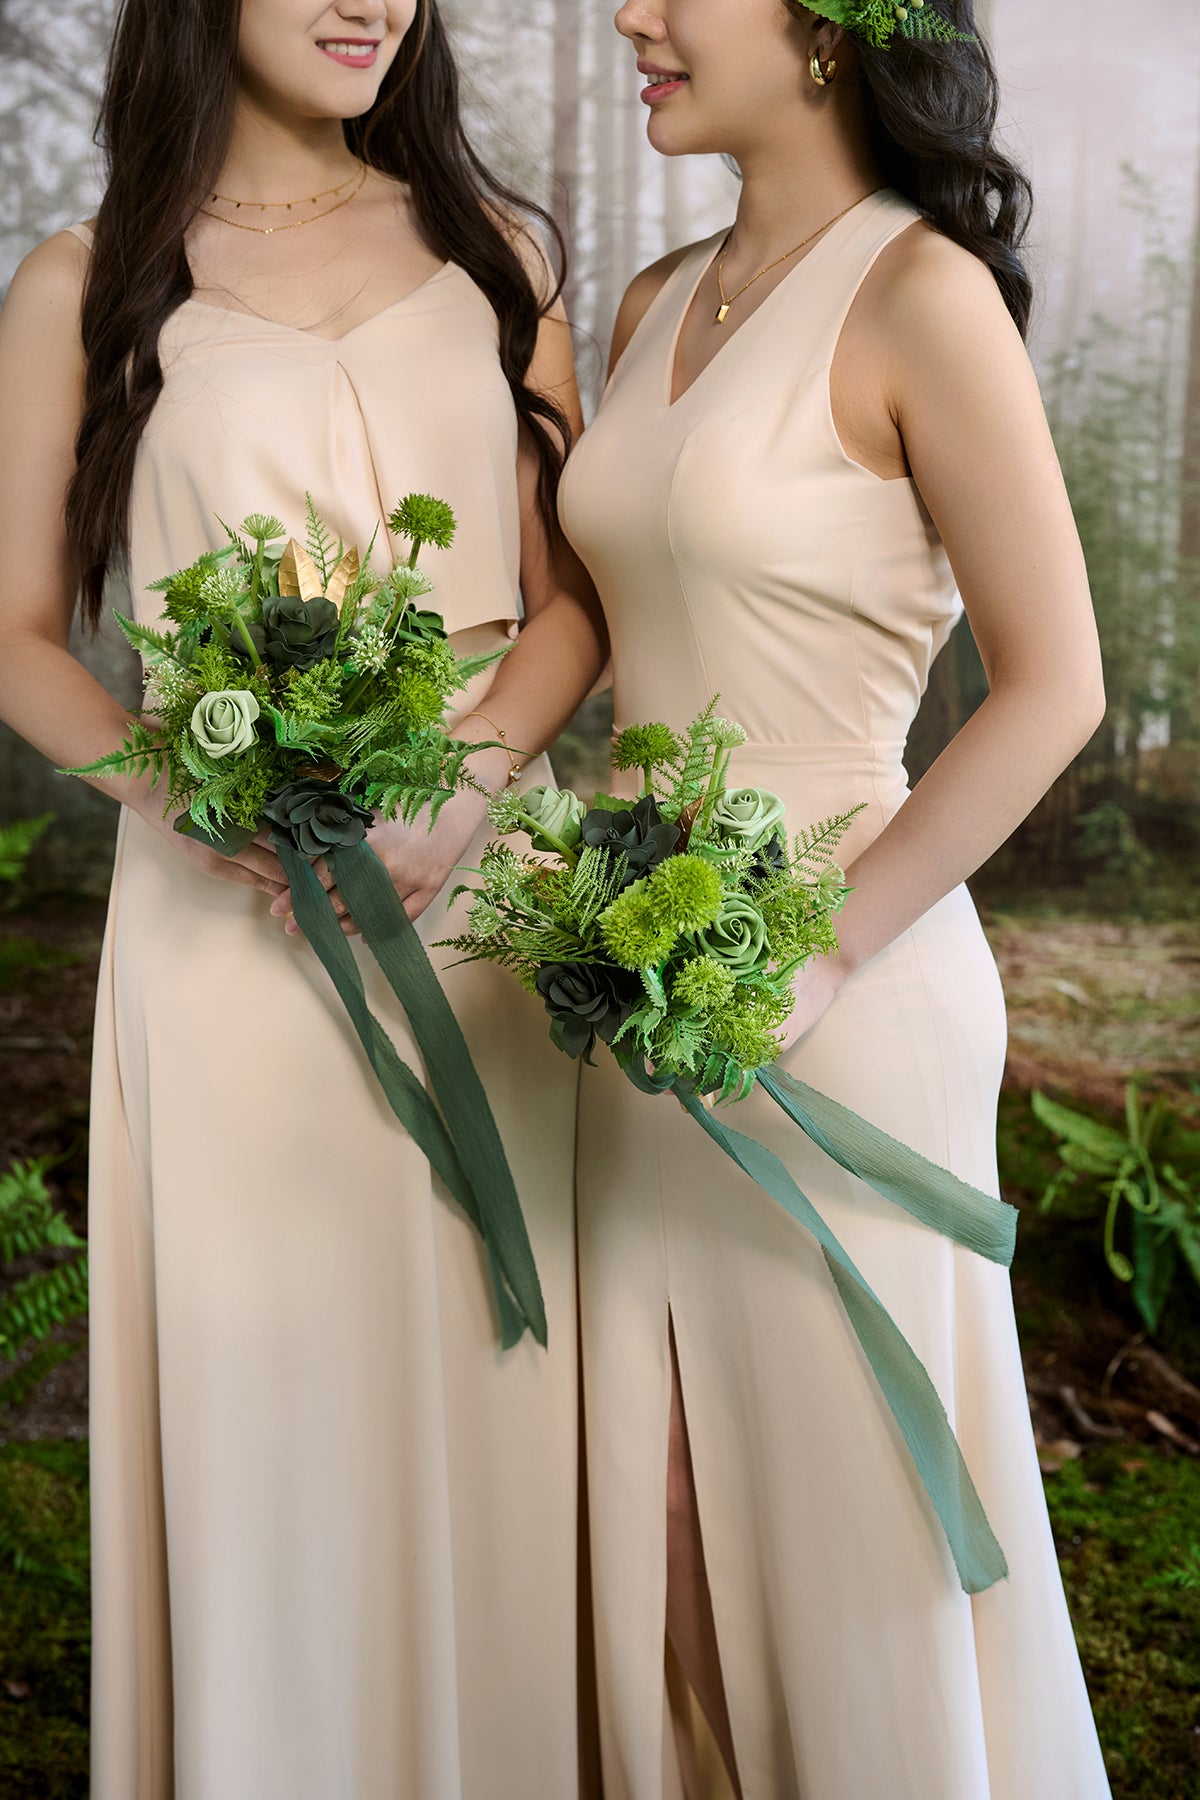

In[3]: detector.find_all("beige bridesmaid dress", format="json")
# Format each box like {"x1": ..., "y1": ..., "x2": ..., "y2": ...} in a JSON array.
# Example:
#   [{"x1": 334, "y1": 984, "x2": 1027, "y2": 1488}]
[
  {"x1": 558, "y1": 191, "x2": 1110, "y2": 1800},
  {"x1": 67, "y1": 225, "x2": 585, "y2": 1799}
]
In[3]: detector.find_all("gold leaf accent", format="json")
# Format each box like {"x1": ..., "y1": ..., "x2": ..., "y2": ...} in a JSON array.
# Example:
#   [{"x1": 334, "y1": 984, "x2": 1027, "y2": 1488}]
[
  {"x1": 278, "y1": 538, "x2": 326, "y2": 601},
  {"x1": 325, "y1": 545, "x2": 360, "y2": 609}
]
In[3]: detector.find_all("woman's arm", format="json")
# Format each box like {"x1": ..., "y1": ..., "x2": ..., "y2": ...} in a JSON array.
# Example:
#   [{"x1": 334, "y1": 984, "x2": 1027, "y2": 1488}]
[
  {"x1": 788, "y1": 228, "x2": 1104, "y2": 1034},
  {"x1": 0, "y1": 232, "x2": 287, "y2": 898}
]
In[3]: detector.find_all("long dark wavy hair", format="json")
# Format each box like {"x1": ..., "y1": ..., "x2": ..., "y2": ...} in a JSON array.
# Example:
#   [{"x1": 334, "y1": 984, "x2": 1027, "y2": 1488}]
[
  {"x1": 67, "y1": 0, "x2": 569, "y2": 628},
  {"x1": 790, "y1": 0, "x2": 1033, "y2": 335}
]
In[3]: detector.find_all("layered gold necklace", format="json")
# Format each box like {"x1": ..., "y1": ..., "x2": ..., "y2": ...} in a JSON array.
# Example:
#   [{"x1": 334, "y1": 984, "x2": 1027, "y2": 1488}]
[{"x1": 199, "y1": 160, "x2": 367, "y2": 235}]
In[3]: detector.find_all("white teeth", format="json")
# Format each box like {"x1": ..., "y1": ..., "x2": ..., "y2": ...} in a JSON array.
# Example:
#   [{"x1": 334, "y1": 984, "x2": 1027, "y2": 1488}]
[
  {"x1": 321, "y1": 41, "x2": 375, "y2": 56},
  {"x1": 648, "y1": 73, "x2": 685, "y2": 84}
]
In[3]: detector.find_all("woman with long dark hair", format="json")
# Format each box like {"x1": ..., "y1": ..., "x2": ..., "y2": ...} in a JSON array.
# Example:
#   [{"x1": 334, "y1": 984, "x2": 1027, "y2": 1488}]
[
  {"x1": 0, "y1": 0, "x2": 605, "y2": 1792},
  {"x1": 559, "y1": 2, "x2": 1110, "y2": 1794}
]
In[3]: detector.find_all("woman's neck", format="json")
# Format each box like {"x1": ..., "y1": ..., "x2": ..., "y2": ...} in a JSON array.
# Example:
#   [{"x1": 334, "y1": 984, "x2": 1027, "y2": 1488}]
[
  {"x1": 212, "y1": 99, "x2": 361, "y2": 206},
  {"x1": 725, "y1": 108, "x2": 881, "y2": 268}
]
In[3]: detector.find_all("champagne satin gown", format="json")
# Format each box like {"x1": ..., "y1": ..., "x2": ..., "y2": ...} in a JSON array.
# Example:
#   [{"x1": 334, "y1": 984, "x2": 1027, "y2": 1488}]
[
  {"x1": 557, "y1": 192, "x2": 1110, "y2": 1800},
  {"x1": 68, "y1": 225, "x2": 586, "y2": 1800}
]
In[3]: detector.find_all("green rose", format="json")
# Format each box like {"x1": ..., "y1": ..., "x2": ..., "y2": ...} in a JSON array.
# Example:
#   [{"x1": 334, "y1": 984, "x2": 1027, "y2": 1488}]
[
  {"x1": 190, "y1": 689, "x2": 260, "y2": 759},
  {"x1": 692, "y1": 892, "x2": 770, "y2": 977},
  {"x1": 710, "y1": 787, "x2": 786, "y2": 851},
  {"x1": 521, "y1": 785, "x2": 587, "y2": 854}
]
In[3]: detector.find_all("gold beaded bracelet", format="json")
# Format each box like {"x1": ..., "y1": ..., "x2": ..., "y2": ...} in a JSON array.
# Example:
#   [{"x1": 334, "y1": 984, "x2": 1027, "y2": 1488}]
[{"x1": 460, "y1": 710, "x2": 524, "y2": 787}]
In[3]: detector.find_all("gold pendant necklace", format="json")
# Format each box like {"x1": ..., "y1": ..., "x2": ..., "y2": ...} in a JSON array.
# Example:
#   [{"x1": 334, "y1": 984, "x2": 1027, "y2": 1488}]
[
  {"x1": 199, "y1": 161, "x2": 367, "y2": 235},
  {"x1": 714, "y1": 191, "x2": 874, "y2": 324}
]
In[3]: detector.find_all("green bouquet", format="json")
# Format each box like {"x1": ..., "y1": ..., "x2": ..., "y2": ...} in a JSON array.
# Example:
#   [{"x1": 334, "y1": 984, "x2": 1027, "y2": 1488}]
[
  {"x1": 69, "y1": 494, "x2": 545, "y2": 1347},
  {"x1": 444, "y1": 701, "x2": 1019, "y2": 1591}
]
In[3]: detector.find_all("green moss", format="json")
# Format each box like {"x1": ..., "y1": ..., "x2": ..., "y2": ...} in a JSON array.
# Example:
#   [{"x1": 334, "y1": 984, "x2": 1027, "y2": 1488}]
[
  {"x1": 1045, "y1": 1445, "x2": 1200, "y2": 1796},
  {"x1": 0, "y1": 1442, "x2": 90, "y2": 1796}
]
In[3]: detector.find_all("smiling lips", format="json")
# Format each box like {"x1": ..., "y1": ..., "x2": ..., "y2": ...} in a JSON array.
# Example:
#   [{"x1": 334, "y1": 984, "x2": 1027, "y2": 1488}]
[
  {"x1": 316, "y1": 39, "x2": 380, "y2": 67},
  {"x1": 638, "y1": 64, "x2": 689, "y2": 105}
]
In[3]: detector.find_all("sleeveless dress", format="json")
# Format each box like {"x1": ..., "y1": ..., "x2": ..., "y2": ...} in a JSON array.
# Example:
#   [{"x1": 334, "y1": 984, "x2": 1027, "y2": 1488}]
[
  {"x1": 557, "y1": 192, "x2": 1110, "y2": 1800},
  {"x1": 68, "y1": 225, "x2": 586, "y2": 1800}
]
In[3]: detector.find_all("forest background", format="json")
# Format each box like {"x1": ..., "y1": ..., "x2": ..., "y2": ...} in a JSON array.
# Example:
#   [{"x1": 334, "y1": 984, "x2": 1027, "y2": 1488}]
[{"x1": 0, "y1": 3, "x2": 1199, "y2": 1797}]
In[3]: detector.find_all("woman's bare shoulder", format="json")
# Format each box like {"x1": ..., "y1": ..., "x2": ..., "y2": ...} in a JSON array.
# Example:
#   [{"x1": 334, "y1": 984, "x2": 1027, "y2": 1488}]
[{"x1": 2, "y1": 228, "x2": 91, "y2": 331}]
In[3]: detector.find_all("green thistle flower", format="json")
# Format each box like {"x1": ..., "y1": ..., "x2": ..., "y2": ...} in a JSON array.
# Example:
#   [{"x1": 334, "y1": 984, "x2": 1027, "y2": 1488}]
[
  {"x1": 349, "y1": 621, "x2": 393, "y2": 675},
  {"x1": 242, "y1": 513, "x2": 285, "y2": 542},
  {"x1": 611, "y1": 721, "x2": 683, "y2": 789},
  {"x1": 598, "y1": 882, "x2": 679, "y2": 970},
  {"x1": 468, "y1": 897, "x2": 503, "y2": 939},
  {"x1": 388, "y1": 493, "x2": 458, "y2": 554},
  {"x1": 644, "y1": 853, "x2": 722, "y2": 934},
  {"x1": 487, "y1": 788, "x2": 528, "y2": 835}
]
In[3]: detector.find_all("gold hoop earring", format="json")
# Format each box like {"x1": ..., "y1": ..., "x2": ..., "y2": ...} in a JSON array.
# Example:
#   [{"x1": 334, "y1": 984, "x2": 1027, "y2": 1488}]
[{"x1": 810, "y1": 52, "x2": 837, "y2": 86}]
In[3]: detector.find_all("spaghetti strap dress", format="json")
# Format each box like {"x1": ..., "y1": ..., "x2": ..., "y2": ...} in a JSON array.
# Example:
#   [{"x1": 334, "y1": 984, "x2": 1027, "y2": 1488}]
[
  {"x1": 67, "y1": 223, "x2": 587, "y2": 1800},
  {"x1": 557, "y1": 191, "x2": 1110, "y2": 1800}
]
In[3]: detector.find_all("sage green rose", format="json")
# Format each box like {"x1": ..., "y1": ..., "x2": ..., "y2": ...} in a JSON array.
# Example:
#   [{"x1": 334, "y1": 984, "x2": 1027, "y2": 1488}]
[
  {"x1": 692, "y1": 892, "x2": 770, "y2": 977},
  {"x1": 710, "y1": 787, "x2": 786, "y2": 851},
  {"x1": 521, "y1": 785, "x2": 587, "y2": 853},
  {"x1": 190, "y1": 689, "x2": 260, "y2": 759}
]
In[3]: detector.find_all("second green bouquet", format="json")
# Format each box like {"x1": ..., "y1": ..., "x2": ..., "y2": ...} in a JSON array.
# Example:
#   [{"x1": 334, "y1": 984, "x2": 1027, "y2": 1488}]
[
  {"x1": 443, "y1": 701, "x2": 1020, "y2": 1592},
  {"x1": 69, "y1": 494, "x2": 544, "y2": 1347}
]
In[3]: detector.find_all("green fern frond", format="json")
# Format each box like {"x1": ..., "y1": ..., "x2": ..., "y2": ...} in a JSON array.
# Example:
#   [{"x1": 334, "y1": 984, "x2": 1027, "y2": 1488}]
[
  {"x1": 0, "y1": 815, "x2": 55, "y2": 885},
  {"x1": 789, "y1": 808, "x2": 864, "y2": 873},
  {"x1": 304, "y1": 492, "x2": 336, "y2": 583},
  {"x1": 62, "y1": 721, "x2": 167, "y2": 787},
  {"x1": 0, "y1": 1159, "x2": 82, "y2": 1262},
  {"x1": 0, "y1": 1338, "x2": 80, "y2": 1418},
  {"x1": 113, "y1": 612, "x2": 182, "y2": 665},
  {"x1": 0, "y1": 1257, "x2": 90, "y2": 1359}
]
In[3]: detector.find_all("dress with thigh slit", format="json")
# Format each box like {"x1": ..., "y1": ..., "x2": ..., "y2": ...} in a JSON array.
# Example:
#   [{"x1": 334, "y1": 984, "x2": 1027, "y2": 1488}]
[
  {"x1": 557, "y1": 190, "x2": 1110, "y2": 1800},
  {"x1": 68, "y1": 222, "x2": 587, "y2": 1800}
]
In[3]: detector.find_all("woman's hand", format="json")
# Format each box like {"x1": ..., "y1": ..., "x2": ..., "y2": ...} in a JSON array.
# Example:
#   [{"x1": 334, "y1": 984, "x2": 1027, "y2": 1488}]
[
  {"x1": 778, "y1": 953, "x2": 848, "y2": 1057},
  {"x1": 268, "y1": 784, "x2": 491, "y2": 935},
  {"x1": 134, "y1": 798, "x2": 291, "y2": 900}
]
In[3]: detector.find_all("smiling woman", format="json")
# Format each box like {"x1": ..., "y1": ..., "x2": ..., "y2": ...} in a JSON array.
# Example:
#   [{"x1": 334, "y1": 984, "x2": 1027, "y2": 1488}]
[{"x1": 0, "y1": 0, "x2": 608, "y2": 1795}]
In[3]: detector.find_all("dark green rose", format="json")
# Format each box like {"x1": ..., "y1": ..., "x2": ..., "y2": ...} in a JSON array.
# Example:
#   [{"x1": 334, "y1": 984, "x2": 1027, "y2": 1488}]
[
  {"x1": 263, "y1": 779, "x2": 373, "y2": 861},
  {"x1": 261, "y1": 595, "x2": 340, "y2": 670},
  {"x1": 535, "y1": 961, "x2": 637, "y2": 1060},
  {"x1": 692, "y1": 892, "x2": 770, "y2": 977},
  {"x1": 580, "y1": 793, "x2": 680, "y2": 890}
]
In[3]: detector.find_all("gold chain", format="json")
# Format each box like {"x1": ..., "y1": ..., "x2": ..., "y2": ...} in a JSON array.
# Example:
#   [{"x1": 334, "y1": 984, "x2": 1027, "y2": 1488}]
[
  {"x1": 199, "y1": 161, "x2": 368, "y2": 235},
  {"x1": 209, "y1": 163, "x2": 364, "y2": 209},
  {"x1": 714, "y1": 192, "x2": 874, "y2": 324}
]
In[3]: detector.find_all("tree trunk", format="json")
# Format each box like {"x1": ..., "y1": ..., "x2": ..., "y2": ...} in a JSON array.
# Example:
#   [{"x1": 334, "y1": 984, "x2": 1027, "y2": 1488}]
[{"x1": 1174, "y1": 113, "x2": 1200, "y2": 746}]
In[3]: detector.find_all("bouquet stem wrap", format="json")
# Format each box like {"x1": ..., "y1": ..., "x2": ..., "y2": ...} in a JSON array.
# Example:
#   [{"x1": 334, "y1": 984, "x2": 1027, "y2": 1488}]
[
  {"x1": 275, "y1": 838, "x2": 545, "y2": 1348},
  {"x1": 624, "y1": 1058, "x2": 1016, "y2": 1594}
]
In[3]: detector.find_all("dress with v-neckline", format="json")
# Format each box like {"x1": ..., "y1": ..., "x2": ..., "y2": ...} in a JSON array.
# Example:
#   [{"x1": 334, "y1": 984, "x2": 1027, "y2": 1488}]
[
  {"x1": 558, "y1": 185, "x2": 1111, "y2": 1800},
  {"x1": 663, "y1": 189, "x2": 878, "y2": 409},
  {"x1": 182, "y1": 256, "x2": 456, "y2": 344}
]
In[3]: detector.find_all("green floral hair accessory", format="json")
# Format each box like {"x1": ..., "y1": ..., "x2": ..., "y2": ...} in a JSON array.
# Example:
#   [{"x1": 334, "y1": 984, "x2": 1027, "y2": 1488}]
[{"x1": 808, "y1": 0, "x2": 974, "y2": 49}]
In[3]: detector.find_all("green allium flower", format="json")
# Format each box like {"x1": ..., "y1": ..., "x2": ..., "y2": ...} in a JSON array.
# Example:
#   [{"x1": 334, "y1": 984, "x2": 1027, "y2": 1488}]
[
  {"x1": 478, "y1": 843, "x2": 525, "y2": 896},
  {"x1": 644, "y1": 853, "x2": 722, "y2": 934},
  {"x1": 670, "y1": 956, "x2": 736, "y2": 1016},
  {"x1": 380, "y1": 567, "x2": 434, "y2": 608},
  {"x1": 611, "y1": 722, "x2": 683, "y2": 776},
  {"x1": 350, "y1": 621, "x2": 393, "y2": 675},
  {"x1": 487, "y1": 788, "x2": 528, "y2": 836},
  {"x1": 468, "y1": 897, "x2": 503, "y2": 939},
  {"x1": 598, "y1": 882, "x2": 679, "y2": 970},
  {"x1": 199, "y1": 568, "x2": 244, "y2": 610},
  {"x1": 144, "y1": 663, "x2": 195, "y2": 714},
  {"x1": 242, "y1": 513, "x2": 285, "y2": 542},
  {"x1": 388, "y1": 493, "x2": 458, "y2": 552},
  {"x1": 811, "y1": 864, "x2": 849, "y2": 908},
  {"x1": 708, "y1": 716, "x2": 748, "y2": 752},
  {"x1": 692, "y1": 892, "x2": 770, "y2": 977},
  {"x1": 190, "y1": 689, "x2": 260, "y2": 759}
]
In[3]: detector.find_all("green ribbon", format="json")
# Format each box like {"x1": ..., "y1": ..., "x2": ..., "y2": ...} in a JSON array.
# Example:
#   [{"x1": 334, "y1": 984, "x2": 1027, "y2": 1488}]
[
  {"x1": 622, "y1": 1057, "x2": 1016, "y2": 1594},
  {"x1": 274, "y1": 838, "x2": 545, "y2": 1349}
]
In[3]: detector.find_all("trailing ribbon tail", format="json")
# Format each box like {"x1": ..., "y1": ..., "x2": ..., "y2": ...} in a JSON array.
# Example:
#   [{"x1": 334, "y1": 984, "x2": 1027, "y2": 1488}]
[
  {"x1": 679, "y1": 1088, "x2": 1008, "y2": 1594},
  {"x1": 276, "y1": 841, "x2": 534, "y2": 1348}
]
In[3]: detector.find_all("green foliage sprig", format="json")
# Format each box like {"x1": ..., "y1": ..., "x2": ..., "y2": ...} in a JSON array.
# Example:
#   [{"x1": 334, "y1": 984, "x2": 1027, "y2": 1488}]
[
  {"x1": 441, "y1": 700, "x2": 863, "y2": 1099},
  {"x1": 0, "y1": 1159, "x2": 88, "y2": 1421},
  {"x1": 1033, "y1": 1084, "x2": 1200, "y2": 1334}
]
